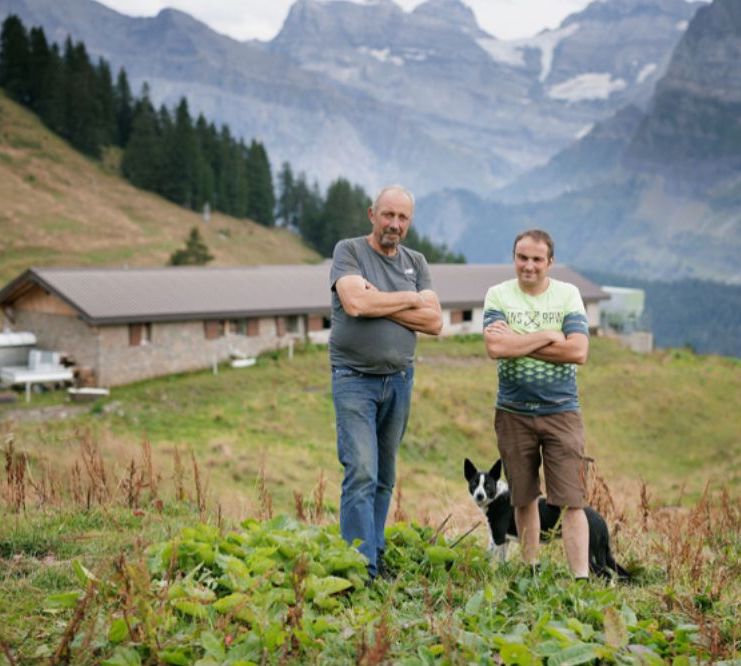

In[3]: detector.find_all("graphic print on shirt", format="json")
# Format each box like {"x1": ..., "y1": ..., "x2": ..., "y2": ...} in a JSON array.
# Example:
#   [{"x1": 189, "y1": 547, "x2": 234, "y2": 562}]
[{"x1": 483, "y1": 279, "x2": 589, "y2": 415}]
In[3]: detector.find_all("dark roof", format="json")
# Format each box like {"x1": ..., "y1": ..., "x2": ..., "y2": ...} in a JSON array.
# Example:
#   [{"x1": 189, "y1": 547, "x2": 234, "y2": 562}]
[
  {"x1": 0, "y1": 264, "x2": 608, "y2": 325},
  {"x1": 431, "y1": 264, "x2": 608, "y2": 307}
]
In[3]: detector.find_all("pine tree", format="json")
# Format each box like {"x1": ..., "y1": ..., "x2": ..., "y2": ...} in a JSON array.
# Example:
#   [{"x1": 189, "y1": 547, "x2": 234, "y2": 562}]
[
  {"x1": 95, "y1": 57, "x2": 116, "y2": 147},
  {"x1": 155, "y1": 104, "x2": 174, "y2": 196},
  {"x1": 0, "y1": 15, "x2": 31, "y2": 104},
  {"x1": 36, "y1": 43, "x2": 64, "y2": 134},
  {"x1": 219, "y1": 134, "x2": 248, "y2": 218},
  {"x1": 27, "y1": 26, "x2": 50, "y2": 111},
  {"x1": 194, "y1": 114, "x2": 215, "y2": 212},
  {"x1": 159, "y1": 97, "x2": 198, "y2": 208},
  {"x1": 214, "y1": 125, "x2": 233, "y2": 214},
  {"x1": 295, "y1": 175, "x2": 325, "y2": 250},
  {"x1": 233, "y1": 140, "x2": 249, "y2": 217},
  {"x1": 245, "y1": 139, "x2": 275, "y2": 226},
  {"x1": 276, "y1": 161, "x2": 296, "y2": 228},
  {"x1": 168, "y1": 227, "x2": 214, "y2": 265},
  {"x1": 113, "y1": 68, "x2": 134, "y2": 147},
  {"x1": 61, "y1": 38, "x2": 102, "y2": 157},
  {"x1": 121, "y1": 89, "x2": 161, "y2": 190}
]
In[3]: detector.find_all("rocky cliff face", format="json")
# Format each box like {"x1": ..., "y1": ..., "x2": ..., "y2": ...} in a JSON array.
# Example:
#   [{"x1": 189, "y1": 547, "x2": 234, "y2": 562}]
[
  {"x1": 626, "y1": 0, "x2": 741, "y2": 188},
  {"x1": 496, "y1": 105, "x2": 646, "y2": 203}
]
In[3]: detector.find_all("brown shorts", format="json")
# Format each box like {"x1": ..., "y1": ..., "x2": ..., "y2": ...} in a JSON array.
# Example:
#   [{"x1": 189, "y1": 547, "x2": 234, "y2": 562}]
[{"x1": 494, "y1": 409, "x2": 587, "y2": 508}]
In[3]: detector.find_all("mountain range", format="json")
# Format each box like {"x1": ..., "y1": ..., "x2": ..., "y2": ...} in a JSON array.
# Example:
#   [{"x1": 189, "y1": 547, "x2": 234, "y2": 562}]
[{"x1": 0, "y1": 0, "x2": 701, "y2": 195}]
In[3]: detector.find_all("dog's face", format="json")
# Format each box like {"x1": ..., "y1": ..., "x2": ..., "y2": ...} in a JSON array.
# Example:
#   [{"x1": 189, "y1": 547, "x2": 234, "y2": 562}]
[{"x1": 464, "y1": 458, "x2": 508, "y2": 508}]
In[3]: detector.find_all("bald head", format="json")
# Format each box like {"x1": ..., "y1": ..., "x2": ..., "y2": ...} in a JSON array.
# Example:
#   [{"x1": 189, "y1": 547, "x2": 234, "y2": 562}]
[{"x1": 372, "y1": 185, "x2": 415, "y2": 215}]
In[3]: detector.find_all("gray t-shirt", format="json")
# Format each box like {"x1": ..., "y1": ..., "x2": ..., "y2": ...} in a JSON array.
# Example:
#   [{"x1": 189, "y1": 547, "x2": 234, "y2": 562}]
[{"x1": 329, "y1": 237, "x2": 433, "y2": 374}]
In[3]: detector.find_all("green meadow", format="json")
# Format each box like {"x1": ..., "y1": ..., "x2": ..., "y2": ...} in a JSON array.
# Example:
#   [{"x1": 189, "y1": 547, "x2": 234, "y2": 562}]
[{"x1": 1, "y1": 336, "x2": 739, "y2": 664}]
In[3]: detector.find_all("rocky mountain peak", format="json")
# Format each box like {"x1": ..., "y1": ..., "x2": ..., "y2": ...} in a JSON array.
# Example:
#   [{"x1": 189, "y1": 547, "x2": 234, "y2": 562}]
[
  {"x1": 274, "y1": 0, "x2": 404, "y2": 48},
  {"x1": 151, "y1": 7, "x2": 207, "y2": 32},
  {"x1": 411, "y1": 0, "x2": 481, "y2": 33}
]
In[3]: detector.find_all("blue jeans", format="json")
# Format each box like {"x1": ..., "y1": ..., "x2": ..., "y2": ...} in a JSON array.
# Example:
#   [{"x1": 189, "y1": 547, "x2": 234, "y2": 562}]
[{"x1": 332, "y1": 365, "x2": 414, "y2": 576}]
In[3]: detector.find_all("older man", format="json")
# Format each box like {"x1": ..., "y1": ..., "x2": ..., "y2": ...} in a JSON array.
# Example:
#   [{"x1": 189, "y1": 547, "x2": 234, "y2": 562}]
[
  {"x1": 483, "y1": 229, "x2": 591, "y2": 579},
  {"x1": 329, "y1": 185, "x2": 442, "y2": 579}
]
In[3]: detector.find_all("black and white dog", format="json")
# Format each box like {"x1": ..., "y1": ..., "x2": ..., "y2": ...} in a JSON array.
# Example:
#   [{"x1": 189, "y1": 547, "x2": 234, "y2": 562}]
[{"x1": 464, "y1": 458, "x2": 630, "y2": 580}]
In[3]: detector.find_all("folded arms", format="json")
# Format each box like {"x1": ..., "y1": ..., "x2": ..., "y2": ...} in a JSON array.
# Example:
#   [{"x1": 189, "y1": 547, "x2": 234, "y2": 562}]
[
  {"x1": 335, "y1": 275, "x2": 443, "y2": 336},
  {"x1": 484, "y1": 320, "x2": 588, "y2": 364}
]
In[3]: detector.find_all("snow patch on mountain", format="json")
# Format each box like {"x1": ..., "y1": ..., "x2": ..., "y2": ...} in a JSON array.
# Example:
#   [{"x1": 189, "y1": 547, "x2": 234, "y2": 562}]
[
  {"x1": 637, "y1": 63, "x2": 657, "y2": 84},
  {"x1": 548, "y1": 73, "x2": 627, "y2": 101},
  {"x1": 402, "y1": 48, "x2": 430, "y2": 62},
  {"x1": 575, "y1": 123, "x2": 594, "y2": 139},
  {"x1": 358, "y1": 46, "x2": 404, "y2": 65},
  {"x1": 476, "y1": 37, "x2": 527, "y2": 67},
  {"x1": 526, "y1": 23, "x2": 580, "y2": 83}
]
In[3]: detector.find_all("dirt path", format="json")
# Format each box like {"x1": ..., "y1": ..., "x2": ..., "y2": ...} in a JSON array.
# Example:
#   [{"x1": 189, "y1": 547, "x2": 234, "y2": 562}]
[{"x1": 0, "y1": 403, "x2": 89, "y2": 423}]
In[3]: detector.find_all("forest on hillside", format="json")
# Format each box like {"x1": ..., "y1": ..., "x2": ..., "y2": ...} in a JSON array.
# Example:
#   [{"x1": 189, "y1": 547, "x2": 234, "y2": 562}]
[{"x1": 0, "y1": 15, "x2": 462, "y2": 263}]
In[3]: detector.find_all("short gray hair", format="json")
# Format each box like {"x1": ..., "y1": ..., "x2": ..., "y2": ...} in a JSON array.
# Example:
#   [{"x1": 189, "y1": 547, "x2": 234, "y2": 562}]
[{"x1": 372, "y1": 185, "x2": 415, "y2": 213}]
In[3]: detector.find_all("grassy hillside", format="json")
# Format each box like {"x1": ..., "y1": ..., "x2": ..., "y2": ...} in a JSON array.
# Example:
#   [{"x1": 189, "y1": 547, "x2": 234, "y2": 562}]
[
  {"x1": 0, "y1": 91, "x2": 320, "y2": 285},
  {"x1": 3, "y1": 337, "x2": 738, "y2": 521}
]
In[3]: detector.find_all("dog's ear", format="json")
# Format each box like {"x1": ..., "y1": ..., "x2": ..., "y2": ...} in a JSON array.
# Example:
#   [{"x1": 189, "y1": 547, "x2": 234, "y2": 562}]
[
  {"x1": 489, "y1": 459, "x2": 502, "y2": 480},
  {"x1": 464, "y1": 458, "x2": 477, "y2": 481}
]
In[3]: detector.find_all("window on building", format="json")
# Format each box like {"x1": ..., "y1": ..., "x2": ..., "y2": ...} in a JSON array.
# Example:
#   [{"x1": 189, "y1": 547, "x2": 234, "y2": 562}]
[
  {"x1": 204, "y1": 320, "x2": 225, "y2": 340},
  {"x1": 129, "y1": 323, "x2": 152, "y2": 346},
  {"x1": 450, "y1": 309, "x2": 473, "y2": 325},
  {"x1": 229, "y1": 318, "x2": 260, "y2": 337},
  {"x1": 276, "y1": 315, "x2": 300, "y2": 336},
  {"x1": 285, "y1": 315, "x2": 300, "y2": 334}
]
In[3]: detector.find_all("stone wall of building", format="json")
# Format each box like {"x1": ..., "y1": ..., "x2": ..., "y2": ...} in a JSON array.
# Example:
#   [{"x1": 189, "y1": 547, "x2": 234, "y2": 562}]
[
  {"x1": 96, "y1": 316, "x2": 311, "y2": 386},
  {"x1": 14, "y1": 311, "x2": 100, "y2": 370},
  {"x1": 9, "y1": 307, "x2": 329, "y2": 386}
]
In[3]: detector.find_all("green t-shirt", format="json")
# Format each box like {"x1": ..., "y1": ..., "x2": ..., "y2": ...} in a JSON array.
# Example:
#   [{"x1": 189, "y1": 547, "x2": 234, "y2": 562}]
[{"x1": 483, "y1": 278, "x2": 589, "y2": 415}]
